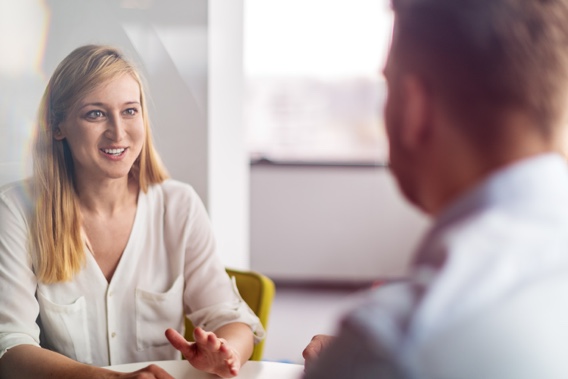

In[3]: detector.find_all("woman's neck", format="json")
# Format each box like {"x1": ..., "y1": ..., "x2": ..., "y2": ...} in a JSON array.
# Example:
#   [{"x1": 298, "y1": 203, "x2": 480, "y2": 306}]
[{"x1": 74, "y1": 175, "x2": 139, "y2": 217}]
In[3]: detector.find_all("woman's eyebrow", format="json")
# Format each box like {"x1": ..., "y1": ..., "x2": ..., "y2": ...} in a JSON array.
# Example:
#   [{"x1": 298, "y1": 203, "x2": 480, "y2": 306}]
[{"x1": 78, "y1": 100, "x2": 140, "y2": 110}]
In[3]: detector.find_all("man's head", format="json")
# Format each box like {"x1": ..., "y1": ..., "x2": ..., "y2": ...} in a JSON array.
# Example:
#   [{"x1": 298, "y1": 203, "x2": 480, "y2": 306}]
[{"x1": 384, "y1": 0, "x2": 568, "y2": 213}]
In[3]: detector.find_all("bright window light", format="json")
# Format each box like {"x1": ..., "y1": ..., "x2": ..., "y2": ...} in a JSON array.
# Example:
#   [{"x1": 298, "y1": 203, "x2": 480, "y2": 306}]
[{"x1": 244, "y1": 0, "x2": 394, "y2": 164}]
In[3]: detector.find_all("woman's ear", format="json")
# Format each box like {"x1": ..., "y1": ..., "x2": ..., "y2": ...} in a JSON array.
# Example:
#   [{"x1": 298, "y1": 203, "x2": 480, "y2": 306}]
[
  {"x1": 399, "y1": 74, "x2": 433, "y2": 151},
  {"x1": 53, "y1": 127, "x2": 65, "y2": 141}
]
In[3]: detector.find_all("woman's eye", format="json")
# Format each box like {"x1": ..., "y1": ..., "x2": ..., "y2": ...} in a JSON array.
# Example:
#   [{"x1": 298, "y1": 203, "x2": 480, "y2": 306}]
[
  {"x1": 124, "y1": 108, "x2": 138, "y2": 117},
  {"x1": 85, "y1": 110, "x2": 104, "y2": 120}
]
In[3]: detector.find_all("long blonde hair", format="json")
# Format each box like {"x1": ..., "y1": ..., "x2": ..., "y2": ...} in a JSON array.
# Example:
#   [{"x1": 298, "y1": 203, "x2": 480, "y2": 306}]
[{"x1": 31, "y1": 45, "x2": 168, "y2": 283}]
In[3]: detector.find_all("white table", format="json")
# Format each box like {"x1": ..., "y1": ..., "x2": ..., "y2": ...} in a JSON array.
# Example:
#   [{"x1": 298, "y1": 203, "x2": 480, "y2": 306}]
[{"x1": 105, "y1": 360, "x2": 304, "y2": 379}]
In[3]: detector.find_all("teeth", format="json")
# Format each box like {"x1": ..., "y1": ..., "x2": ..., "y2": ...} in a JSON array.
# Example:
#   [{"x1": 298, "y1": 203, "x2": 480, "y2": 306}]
[{"x1": 103, "y1": 148, "x2": 125, "y2": 155}]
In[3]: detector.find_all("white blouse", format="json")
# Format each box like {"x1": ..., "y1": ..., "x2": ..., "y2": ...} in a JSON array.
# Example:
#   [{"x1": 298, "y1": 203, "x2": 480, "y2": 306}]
[{"x1": 0, "y1": 179, "x2": 264, "y2": 367}]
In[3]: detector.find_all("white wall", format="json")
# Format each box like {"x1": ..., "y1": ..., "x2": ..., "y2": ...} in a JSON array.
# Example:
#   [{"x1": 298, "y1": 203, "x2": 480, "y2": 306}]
[
  {"x1": 0, "y1": 0, "x2": 249, "y2": 267},
  {"x1": 250, "y1": 164, "x2": 430, "y2": 282}
]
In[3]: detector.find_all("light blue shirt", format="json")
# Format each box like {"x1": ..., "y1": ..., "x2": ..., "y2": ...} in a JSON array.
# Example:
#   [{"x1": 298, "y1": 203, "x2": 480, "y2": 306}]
[{"x1": 305, "y1": 153, "x2": 568, "y2": 379}]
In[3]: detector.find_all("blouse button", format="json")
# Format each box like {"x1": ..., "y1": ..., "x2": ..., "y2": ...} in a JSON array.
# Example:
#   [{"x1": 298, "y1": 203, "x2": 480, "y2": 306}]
[{"x1": 111, "y1": 332, "x2": 117, "y2": 338}]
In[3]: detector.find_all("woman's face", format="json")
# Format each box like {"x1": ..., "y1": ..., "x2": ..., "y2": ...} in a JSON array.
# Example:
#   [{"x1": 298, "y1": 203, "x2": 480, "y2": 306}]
[{"x1": 56, "y1": 73, "x2": 145, "y2": 184}]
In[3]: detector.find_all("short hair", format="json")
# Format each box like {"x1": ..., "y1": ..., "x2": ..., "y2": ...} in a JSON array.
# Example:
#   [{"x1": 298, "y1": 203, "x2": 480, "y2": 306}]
[
  {"x1": 31, "y1": 45, "x2": 168, "y2": 283},
  {"x1": 390, "y1": 0, "x2": 568, "y2": 142}
]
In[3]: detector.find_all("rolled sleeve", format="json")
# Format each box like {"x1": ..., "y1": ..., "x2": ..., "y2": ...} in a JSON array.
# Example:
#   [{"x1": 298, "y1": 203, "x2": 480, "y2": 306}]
[
  {"x1": 164, "y1": 183, "x2": 265, "y2": 343},
  {"x1": 0, "y1": 334, "x2": 40, "y2": 360},
  {"x1": 187, "y1": 277, "x2": 265, "y2": 343}
]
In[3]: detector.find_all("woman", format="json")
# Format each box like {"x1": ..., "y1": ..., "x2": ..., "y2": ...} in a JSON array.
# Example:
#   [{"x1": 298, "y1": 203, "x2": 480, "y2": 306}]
[{"x1": 0, "y1": 45, "x2": 263, "y2": 379}]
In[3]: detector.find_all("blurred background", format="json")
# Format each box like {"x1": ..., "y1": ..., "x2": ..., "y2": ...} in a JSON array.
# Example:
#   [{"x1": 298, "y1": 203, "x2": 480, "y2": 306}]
[{"x1": 0, "y1": 0, "x2": 429, "y2": 363}]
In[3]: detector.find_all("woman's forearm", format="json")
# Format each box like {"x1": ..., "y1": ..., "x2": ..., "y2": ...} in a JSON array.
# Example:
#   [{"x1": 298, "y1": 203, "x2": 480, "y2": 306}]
[
  {"x1": 0, "y1": 345, "x2": 115, "y2": 379},
  {"x1": 213, "y1": 322, "x2": 255, "y2": 365}
]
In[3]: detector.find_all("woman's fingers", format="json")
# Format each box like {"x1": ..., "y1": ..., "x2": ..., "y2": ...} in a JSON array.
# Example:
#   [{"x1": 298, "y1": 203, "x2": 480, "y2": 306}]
[
  {"x1": 223, "y1": 350, "x2": 239, "y2": 376},
  {"x1": 195, "y1": 327, "x2": 228, "y2": 353},
  {"x1": 165, "y1": 327, "x2": 240, "y2": 377},
  {"x1": 164, "y1": 328, "x2": 194, "y2": 359},
  {"x1": 192, "y1": 327, "x2": 207, "y2": 344},
  {"x1": 206, "y1": 332, "x2": 220, "y2": 349}
]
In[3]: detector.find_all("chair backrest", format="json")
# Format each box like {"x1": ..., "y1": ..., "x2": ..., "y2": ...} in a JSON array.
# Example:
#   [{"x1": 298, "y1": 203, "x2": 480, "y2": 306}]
[{"x1": 184, "y1": 268, "x2": 276, "y2": 361}]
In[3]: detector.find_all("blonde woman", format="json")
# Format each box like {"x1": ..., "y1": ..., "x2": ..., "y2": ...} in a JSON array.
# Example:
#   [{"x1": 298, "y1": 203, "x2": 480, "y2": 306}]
[{"x1": 0, "y1": 45, "x2": 263, "y2": 379}]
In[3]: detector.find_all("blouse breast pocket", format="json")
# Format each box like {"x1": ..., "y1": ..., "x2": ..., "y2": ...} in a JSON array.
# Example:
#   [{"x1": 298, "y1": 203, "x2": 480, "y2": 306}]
[
  {"x1": 36, "y1": 291, "x2": 93, "y2": 364},
  {"x1": 135, "y1": 275, "x2": 184, "y2": 351}
]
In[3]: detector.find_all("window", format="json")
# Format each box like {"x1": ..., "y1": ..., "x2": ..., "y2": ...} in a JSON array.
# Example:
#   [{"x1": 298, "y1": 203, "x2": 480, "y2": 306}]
[{"x1": 244, "y1": 0, "x2": 394, "y2": 164}]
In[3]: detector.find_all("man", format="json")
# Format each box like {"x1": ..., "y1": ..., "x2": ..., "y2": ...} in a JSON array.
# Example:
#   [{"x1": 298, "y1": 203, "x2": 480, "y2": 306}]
[{"x1": 303, "y1": 0, "x2": 568, "y2": 378}]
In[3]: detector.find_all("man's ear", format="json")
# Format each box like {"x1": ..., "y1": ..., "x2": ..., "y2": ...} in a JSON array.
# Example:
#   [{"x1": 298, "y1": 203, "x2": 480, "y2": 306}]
[{"x1": 400, "y1": 74, "x2": 432, "y2": 150}]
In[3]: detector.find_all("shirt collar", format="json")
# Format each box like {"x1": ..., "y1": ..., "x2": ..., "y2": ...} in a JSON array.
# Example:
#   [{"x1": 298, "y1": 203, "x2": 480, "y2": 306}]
[{"x1": 412, "y1": 152, "x2": 568, "y2": 269}]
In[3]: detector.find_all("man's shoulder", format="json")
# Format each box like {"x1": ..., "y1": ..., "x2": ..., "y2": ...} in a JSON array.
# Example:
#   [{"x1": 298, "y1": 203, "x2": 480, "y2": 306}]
[
  {"x1": 416, "y1": 203, "x2": 568, "y2": 320},
  {"x1": 411, "y1": 271, "x2": 568, "y2": 379},
  {"x1": 438, "y1": 200, "x2": 568, "y2": 262},
  {"x1": 433, "y1": 154, "x2": 568, "y2": 255}
]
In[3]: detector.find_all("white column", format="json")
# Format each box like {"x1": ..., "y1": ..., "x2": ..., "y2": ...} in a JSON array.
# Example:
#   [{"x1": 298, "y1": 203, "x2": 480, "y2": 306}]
[{"x1": 208, "y1": 0, "x2": 250, "y2": 269}]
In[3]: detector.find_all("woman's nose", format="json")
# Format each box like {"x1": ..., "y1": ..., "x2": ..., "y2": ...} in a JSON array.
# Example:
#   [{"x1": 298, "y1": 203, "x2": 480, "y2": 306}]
[{"x1": 105, "y1": 115, "x2": 126, "y2": 141}]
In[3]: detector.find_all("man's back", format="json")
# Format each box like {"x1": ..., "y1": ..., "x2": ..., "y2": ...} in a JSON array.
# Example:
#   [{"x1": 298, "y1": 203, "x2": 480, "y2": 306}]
[
  {"x1": 305, "y1": 154, "x2": 568, "y2": 379},
  {"x1": 412, "y1": 272, "x2": 568, "y2": 379},
  {"x1": 403, "y1": 154, "x2": 568, "y2": 378}
]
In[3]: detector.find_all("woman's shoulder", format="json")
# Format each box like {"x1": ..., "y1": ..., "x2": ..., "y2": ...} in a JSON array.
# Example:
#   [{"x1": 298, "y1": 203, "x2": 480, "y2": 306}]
[
  {"x1": 1, "y1": 178, "x2": 28, "y2": 193},
  {"x1": 147, "y1": 179, "x2": 202, "y2": 207},
  {"x1": 0, "y1": 179, "x2": 33, "y2": 207},
  {"x1": 149, "y1": 178, "x2": 197, "y2": 196},
  {"x1": 0, "y1": 179, "x2": 34, "y2": 220}
]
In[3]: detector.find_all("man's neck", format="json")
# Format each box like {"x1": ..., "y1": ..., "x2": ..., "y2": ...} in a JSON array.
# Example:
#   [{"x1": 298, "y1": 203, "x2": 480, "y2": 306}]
[{"x1": 423, "y1": 120, "x2": 556, "y2": 216}]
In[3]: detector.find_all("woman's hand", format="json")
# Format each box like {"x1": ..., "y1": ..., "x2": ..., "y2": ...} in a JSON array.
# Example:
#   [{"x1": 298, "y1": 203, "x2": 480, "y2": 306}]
[{"x1": 165, "y1": 328, "x2": 241, "y2": 378}]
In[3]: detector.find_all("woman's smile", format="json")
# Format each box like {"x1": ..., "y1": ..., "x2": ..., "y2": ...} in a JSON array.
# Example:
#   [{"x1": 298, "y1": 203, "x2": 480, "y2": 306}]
[{"x1": 100, "y1": 147, "x2": 128, "y2": 159}]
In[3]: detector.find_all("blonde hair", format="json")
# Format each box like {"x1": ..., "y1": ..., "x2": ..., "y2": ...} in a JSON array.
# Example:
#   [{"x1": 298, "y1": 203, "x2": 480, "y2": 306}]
[{"x1": 31, "y1": 45, "x2": 168, "y2": 283}]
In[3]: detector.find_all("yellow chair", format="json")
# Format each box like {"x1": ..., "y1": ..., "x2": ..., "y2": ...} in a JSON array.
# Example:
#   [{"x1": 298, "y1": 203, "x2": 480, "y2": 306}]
[{"x1": 184, "y1": 268, "x2": 276, "y2": 361}]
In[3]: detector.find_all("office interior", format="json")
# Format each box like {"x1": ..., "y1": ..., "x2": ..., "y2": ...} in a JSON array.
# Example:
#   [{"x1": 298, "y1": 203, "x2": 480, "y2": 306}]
[{"x1": 0, "y1": 0, "x2": 429, "y2": 363}]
